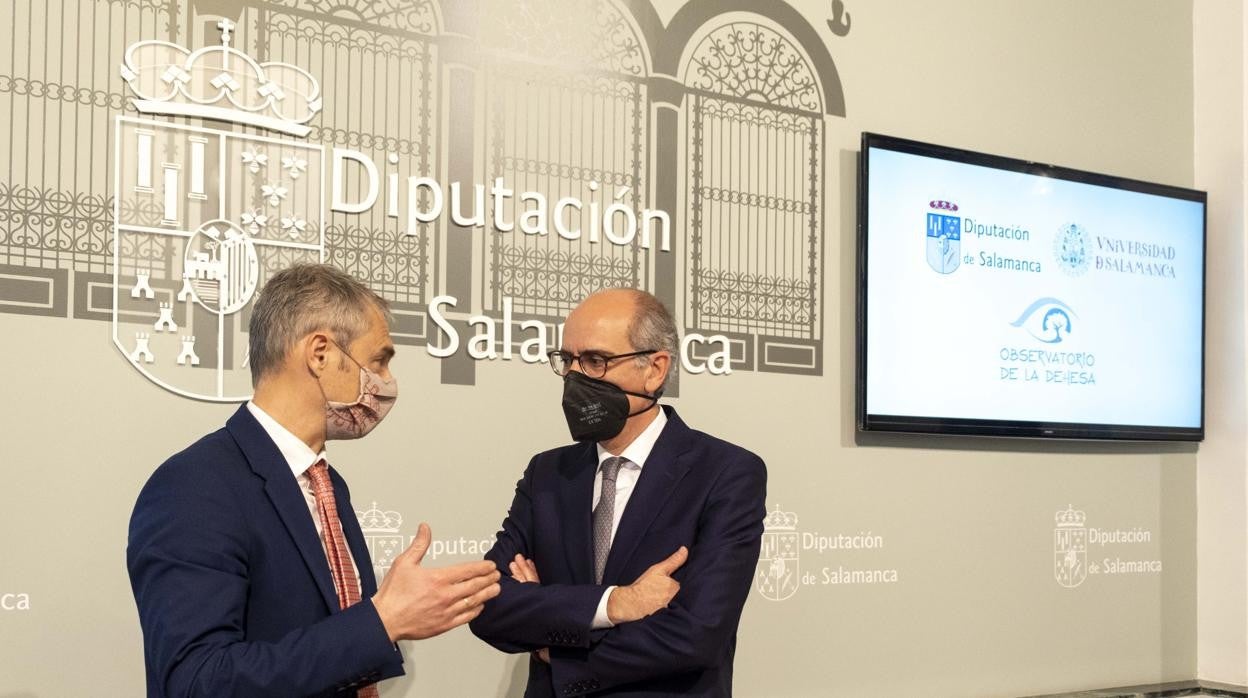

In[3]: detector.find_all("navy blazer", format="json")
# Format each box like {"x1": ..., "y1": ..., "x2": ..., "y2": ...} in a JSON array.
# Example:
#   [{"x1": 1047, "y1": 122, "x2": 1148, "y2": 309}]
[
  {"x1": 127, "y1": 405, "x2": 404, "y2": 697},
  {"x1": 470, "y1": 406, "x2": 767, "y2": 697}
]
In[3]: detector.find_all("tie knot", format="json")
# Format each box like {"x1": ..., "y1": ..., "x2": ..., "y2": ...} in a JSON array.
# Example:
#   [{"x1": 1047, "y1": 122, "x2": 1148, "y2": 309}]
[
  {"x1": 600, "y1": 456, "x2": 624, "y2": 482},
  {"x1": 307, "y1": 459, "x2": 331, "y2": 490}
]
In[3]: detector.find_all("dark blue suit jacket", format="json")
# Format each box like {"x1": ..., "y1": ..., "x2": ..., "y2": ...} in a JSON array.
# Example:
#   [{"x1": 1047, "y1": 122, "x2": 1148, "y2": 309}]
[
  {"x1": 127, "y1": 405, "x2": 404, "y2": 697},
  {"x1": 470, "y1": 406, "x2": 767, "y2": 697}
]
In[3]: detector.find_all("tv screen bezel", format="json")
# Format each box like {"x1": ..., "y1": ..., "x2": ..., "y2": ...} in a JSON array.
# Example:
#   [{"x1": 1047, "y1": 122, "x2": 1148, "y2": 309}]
[{"x1": 855, "y1": 132, "x2": 1207, "y2": 442}]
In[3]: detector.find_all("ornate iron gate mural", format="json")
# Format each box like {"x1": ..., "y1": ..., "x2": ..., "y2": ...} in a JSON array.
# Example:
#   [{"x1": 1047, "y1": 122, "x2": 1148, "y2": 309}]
[
  {"x1": 683, "y1": 22, "x2": 824, "y2": 375},
  {"x1": 480, "y1": 0, "x2": 652, "y2": 323},
  {"x1": 0, "y1": 0, "x2": 846, "y2": 390},
  {"x1": 0, "y1": 0, "x2": 181, "y2": 318},
  {"x1": 247, "y1": 0, "x2": 440, "y2": 345}
]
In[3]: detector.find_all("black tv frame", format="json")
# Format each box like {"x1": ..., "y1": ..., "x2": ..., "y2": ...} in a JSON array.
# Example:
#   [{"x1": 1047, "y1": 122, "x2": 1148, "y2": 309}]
[{"x1": 855, "y1": 132, "x2": 1207, "y2": 442}]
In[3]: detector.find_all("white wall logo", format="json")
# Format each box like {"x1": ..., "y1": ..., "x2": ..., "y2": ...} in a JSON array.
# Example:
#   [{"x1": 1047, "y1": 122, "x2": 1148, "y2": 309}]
[
  {"x1": 1054, "y1": 504, "x2": 1088, "y2": 588},
  {"x1": 1053, "y1": 504, "x2": 1161, "y2": 588},
  {"x1": 112, "y1": 20, "x2": 325, "y2": 401},
  {"x1": 355, "y1": 500, "x2": 495, "y2": 580},
  {"x1": 356, "y1": 502, "x2": 406, "y2": 582},
  {"x1": 108, "y1": 22, "x2": 744, "y2": 402},
  {"x1": 756, "y1": 506, "x2": 800, "y2": 601},
  {"x1": 1, "y1": 593, "x2": 30, "y2": 611},
  {"x1": 754, "y1": 504, "x2": 898, "y2": 601}
]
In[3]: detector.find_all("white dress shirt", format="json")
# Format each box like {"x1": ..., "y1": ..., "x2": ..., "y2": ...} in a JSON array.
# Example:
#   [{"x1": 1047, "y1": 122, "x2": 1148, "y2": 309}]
[
  {"x1": 247, "y1": 402, "x2": 361, "y2": 591},
  {"x1": 590, "y1": 408, "x2": 669, "y2": 629}
]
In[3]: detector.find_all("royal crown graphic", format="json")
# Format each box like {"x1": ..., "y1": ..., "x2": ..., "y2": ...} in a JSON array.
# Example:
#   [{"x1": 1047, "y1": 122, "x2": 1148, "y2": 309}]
[
  {"x1": 119, "y1": 19, "x2": 321, "y2": 137},
  {"x1": 1055, "y1": 504, "x2": 1087, "y2": 528},
  {"x1": 358, "y1": 502, "x2": 404, "y2": 534},
  {"x1": 111, "y1": 18, "x2": 328, "y2": 402},
  {"x1": 763, "y1": 506, "x2": 798, "y2": 531}
]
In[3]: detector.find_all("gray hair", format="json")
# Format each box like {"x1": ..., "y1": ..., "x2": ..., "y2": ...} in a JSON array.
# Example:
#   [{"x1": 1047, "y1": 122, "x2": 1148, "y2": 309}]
[
  {"x1": 248, "y1": 264, "x2": 389, "y2": 386},
  {"x1": 623, "y1": 289, "x2": 679, "y2": 391}
]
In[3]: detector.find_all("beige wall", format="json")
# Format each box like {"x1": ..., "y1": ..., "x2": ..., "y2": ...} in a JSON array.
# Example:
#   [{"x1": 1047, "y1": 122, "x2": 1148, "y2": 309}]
[
  {"x1": 1194, "y1": 0, "x2": 1248, "y2": 687},
  {"x1": 0, "y1": 1, "x2": 1215, "y2": 696}
]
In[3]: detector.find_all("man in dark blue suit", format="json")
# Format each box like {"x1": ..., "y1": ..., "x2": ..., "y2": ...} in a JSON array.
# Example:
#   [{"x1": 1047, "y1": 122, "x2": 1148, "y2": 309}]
[
  {"x1": 127, "y1": 264, "x2": 500, "y2": 697},
  {"x1": 471, "y1": 289, "x2": 767, "y2": 696}
]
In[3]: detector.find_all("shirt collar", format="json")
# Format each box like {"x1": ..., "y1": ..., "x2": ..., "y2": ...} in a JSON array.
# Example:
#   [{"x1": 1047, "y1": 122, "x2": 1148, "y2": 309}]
[
  {"x1": 246, "y1": 401, "x2": 327, "y2": 479},
  {"x1": 596, "y1": 407, "x2": 668, "y2": 470}
]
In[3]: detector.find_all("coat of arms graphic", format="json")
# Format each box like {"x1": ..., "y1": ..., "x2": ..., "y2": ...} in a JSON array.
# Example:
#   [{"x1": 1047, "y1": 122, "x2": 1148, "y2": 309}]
[
  {"x1": 925, "y1": 199, "x2": 961, "y2": 274},
  {"x1": 1054, "y1": 505, "x2": 1088, "y2": 588},
  {"x1": 112, "y1": 19, "x2": 325, "y2": 400},
  {"x1": 756, "y1": 506, "x2": 800, "y2": 601},
  {"x1": 356, "y1": 502, "x2": 406, "y2": 582}
]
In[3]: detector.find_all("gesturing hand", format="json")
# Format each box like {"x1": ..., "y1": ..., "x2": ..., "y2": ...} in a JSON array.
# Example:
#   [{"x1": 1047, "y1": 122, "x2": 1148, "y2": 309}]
[
  {"x1": 606, "y1": 546, "x2": 688, "y2": 624},
  {"x1": 372, "y1": 523, "x2": 502, "y2": 642}
]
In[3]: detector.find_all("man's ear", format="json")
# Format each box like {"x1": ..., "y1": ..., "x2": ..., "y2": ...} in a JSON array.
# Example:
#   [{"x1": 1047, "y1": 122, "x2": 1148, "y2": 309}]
[
  {"x1": 304, "y1": 332, "x2": 331, "y2": 378},
  {"x1": 647, "y1": 351, "x2": 672, "y2": 394}
]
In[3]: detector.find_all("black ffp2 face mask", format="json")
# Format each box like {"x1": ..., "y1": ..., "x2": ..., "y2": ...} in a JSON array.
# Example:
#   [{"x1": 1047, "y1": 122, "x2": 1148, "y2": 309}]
[{"x1": 561, "y1": 370, "x2": 661, "y2": 443}]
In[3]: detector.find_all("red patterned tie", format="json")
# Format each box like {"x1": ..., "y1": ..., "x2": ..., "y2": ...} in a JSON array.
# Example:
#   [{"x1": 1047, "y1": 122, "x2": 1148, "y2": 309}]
[{"x1": 308, "y1": 460, "x2": 380, "y2": 698}]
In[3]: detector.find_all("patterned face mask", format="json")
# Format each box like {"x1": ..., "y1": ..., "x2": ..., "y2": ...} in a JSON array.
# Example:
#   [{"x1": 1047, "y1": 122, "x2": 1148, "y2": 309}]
[{"x1": 320, "y1": 342, "x2": 398, "y2": 440}]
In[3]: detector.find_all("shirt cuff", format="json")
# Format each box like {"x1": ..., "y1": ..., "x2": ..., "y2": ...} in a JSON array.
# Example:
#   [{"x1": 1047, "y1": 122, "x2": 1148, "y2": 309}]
[{"x1": 590, "y1": 586, "x2": 617, "y2": 630}]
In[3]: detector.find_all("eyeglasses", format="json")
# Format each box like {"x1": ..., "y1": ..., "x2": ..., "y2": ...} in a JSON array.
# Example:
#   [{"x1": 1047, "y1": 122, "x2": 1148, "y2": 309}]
[{"x1": 548, "y1": 349, "x2": 657, "y2": 378}]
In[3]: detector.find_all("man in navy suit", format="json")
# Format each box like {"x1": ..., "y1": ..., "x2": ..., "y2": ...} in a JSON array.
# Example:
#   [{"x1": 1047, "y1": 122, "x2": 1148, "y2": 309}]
[
  {"x1": 127, "y1": 264, "x2": 500, "y2": 697},
  {"x1": 470, "y1": 289, "x2": 767, "y2": 696}
]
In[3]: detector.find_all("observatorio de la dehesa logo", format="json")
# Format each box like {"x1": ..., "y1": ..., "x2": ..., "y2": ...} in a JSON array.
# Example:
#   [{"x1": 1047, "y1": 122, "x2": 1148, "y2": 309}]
[
  {"x1": 112, "y1": 19, "x2": 325, "y2": 401},
  {"x1": 1009, "y1": 297, "x2": 1076, "y2": 345},
  {"x1": 754, "y1": 505, "x2": 898, "y2": 601},
  {"x1": 999, "y1": 298, "x2": 1096, "y2": 386},
  {"x1": 1053, "y1": 505, "x2": 1161, "y2": 589}
]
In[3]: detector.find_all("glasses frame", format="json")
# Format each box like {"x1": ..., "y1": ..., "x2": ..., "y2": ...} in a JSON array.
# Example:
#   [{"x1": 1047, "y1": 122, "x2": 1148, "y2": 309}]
[{"x1": 547, "y1": 349, "x2": 658, "y2": 378}]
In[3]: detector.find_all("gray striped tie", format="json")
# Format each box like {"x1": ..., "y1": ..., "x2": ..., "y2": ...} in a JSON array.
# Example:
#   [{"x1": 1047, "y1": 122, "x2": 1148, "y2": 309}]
[{"x1": 592, "y1": 457, "x2": 625, "y2": 584}]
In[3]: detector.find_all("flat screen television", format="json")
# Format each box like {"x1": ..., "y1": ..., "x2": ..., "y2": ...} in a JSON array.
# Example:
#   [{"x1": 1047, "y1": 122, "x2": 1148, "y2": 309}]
[{"x1": 857, "y1": 133, "x2": 1206, "y2": 441}]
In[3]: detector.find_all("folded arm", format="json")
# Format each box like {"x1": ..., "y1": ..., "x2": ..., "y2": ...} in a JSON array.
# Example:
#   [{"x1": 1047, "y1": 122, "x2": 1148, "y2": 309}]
[
  {"x1": 548, "y1": 455, "x2": 767, "y2": 695},
  {"x1": 469, "y1": 457, "x2": 608, "y2": 653}
]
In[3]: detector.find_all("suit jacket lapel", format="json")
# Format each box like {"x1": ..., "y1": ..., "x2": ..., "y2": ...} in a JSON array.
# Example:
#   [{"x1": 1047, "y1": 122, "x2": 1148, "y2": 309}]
[
  {"x1": 558, "y1": 442, "x2": 599, "y2": 584},
  {"x1": 226, "y1": 405, "x2": 340, "y2": 613},
  {"x1": 602, "y1": 408, "x2": 693, "y2": 585}
]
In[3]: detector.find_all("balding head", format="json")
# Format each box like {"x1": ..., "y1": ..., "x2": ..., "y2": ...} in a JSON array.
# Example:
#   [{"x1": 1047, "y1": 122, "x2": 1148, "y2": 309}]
[{"x1": 566, "y1": 288, "x2": 678, "y2": 391}]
